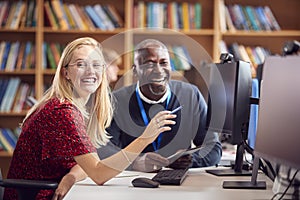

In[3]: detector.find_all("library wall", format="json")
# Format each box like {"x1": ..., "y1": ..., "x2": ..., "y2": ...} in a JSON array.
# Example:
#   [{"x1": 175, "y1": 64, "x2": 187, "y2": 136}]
[{"x1": 0, "y1": 0, "x2": 299, "y2": 178}]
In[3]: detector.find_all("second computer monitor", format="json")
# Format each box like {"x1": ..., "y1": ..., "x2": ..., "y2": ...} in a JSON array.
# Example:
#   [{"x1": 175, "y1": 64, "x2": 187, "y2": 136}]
[{"x1": 254, "y1": 56, "x2": 300, "y2": 170}]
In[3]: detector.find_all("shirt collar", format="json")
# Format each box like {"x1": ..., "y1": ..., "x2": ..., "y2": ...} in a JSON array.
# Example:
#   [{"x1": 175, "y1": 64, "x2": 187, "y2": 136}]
[{"x1": 136, "y1": 81, "x2": 170, "y2": 104}]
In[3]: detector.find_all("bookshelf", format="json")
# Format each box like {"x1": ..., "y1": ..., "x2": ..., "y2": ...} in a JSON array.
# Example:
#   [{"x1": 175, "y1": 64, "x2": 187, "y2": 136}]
[{"x1": 0, "y1": 0, "x2": 299, "y2": 178}]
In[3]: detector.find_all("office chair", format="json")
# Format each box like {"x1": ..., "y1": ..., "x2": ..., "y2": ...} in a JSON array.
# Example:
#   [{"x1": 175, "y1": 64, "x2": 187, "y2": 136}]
[{"x1": 0, "y1": 169, "x2": 58, "y2": 200}]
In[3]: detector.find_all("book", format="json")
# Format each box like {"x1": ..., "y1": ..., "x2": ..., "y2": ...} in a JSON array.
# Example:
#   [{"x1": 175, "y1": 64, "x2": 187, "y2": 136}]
[
  {"x1": 194, "y1": 2, "x2": 202, "y2": 29},
  {"x1": 102, "y1": 5, "x2": 121, "y2": 28},
  {"x1": 93, "y1": 4, "x2": 115, "y2": 30},
  {"x1": 25, "y1": 42, "x2": 34, "y2": 69},
  {"x1": 49, "y1": 43, "x2": 61, "y2": 66},
  {"x1": 78, "y1": 5, "x2": 95, "y2": 30},
  {"x1": 255, "y1": 6, "x2": 272, "y2": 31},
  {"x1": 1, "y1": 128, "x2": 17, "y2": 149},
  {"x1": 0, "y1": 1, "x2": 9, "y2": 26},
  {"x1": 0, "y1": 41, "x2": 6, "y2": 69},
  {"x1": 172, "y1": 46, "x2": 191, "y2": 70},
  {"x1": 44, "y1": 1, "x2": 59, "y2": 29},
  {"x1": 1, "y1": 42, "x2": 11, "y2": 70},
  {"x1": 45, "y1": 43, "x2": 56, "y2": 69},
  {"x1": 68, "y1": 4, "x2": 87, "y2": 30},
  {"x1": 181, "y1": 2, "x2": 190, "y2": 31},
  {"x1": 219, "y1": 40, "x2": 229, "y2": 54},
  {"x1": 50, "y1": 0, "x2": 69, "y2": 30},
  {"x1": 19, "y1": 1, "x2": 28, "y2": 28},
  {"x1": 5, "y1": 41, "x2": 20, "y2": 71},
  {"x1": 105, "y1": 4, "x2": 124, "y2": 28},
  {"x1": 84, "y1": 5, "x2": 105, "y2": 30},
  {"x1": 12, "y1": 82, "x2": 30, "y2": 112},
  {"x1": 15, "y1": 42, "x2": 26, "y2": 70},
  {"x1": 263, "y1": 6, "x2": 281, "y2": 30},
  {"x1": 0, "y1": 129, "x2": 14, "y2": 152},
  {"x1": 245, "y1": 6, "x2": 260, "y2": 31},
  {"x1": 63, "y1": 3, "x2": 77, "y2": 29},
  {"x1": 9, "y1": 1, "x2": 26, "y2": 29},
  {"x1": 224, "y1": 5, "x2": 236, "y2": 32},
  {"x1": 25, "y1": 0, "x2": 35, "y2": 27},
  {"x1": 218, "y1": 0, "x2": 226, "y2": 32},
  {"x1": 4, "y1": 1, "x2": 17, "y2": 28},
  {"x1": 0, "y1": 78, "x2": 9, "y2": 107},
  {"x1": 21, "y1": 41, "x2": 32, "y2": 69},
  {"x1": 0, "y1": 77, "x2": 21, "y2": 112}
]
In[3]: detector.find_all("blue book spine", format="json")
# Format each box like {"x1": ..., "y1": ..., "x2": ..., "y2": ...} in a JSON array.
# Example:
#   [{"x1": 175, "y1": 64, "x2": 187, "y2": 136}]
[
  {"x1": 84, "y1": 5, "x2": 106, "y2": 30},
  {"x1": 1, "y1": 128, "x2": 17, "y2": 148},
  {"x1": 0, "y1": 79, "x2": 9, "y2": 106},
  {"x1": 1, "y1": 42, "x2": 11, "y2": 70}
]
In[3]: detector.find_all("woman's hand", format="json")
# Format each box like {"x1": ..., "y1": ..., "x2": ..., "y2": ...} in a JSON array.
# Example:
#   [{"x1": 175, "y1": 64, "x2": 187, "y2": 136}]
[
  {"x1": 140, "y1": 111, "x2": 176, "y2": 143},
  {"x1": 52, "y1": 164, "x2": 87, "y2": 200},
  {"x1": 52, "y1": 174, "x2": 76, "y2": 200}
]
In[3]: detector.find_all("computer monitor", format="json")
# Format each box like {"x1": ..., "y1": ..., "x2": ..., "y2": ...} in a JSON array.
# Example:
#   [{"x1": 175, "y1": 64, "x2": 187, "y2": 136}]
[
  {"x1": 206, "y1": 60, "x2": 253, "y2": 176},
  {"x1": 254, "y1": 56, "x2": 300, "y2": 170},
  {"x1": 223, "y1": 55, "x2": 300, "y2": 189}
]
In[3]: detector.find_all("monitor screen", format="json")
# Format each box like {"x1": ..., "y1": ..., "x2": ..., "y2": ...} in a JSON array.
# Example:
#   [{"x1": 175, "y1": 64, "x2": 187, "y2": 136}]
[
  {"x1": 205, "y1": 60, "x2": 252, "y2": 176},
  {"x1": 206, "y1": 60, "x2": 252, "y2": 145},
  {"x1": 254, "y1": 56, "x2": 300, "y2": 170}
]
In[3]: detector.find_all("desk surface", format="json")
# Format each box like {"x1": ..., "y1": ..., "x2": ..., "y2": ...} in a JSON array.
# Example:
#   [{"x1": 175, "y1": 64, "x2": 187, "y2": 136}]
[{"x1": 65, "y1": 167, "x2": 274, "y2": 200}]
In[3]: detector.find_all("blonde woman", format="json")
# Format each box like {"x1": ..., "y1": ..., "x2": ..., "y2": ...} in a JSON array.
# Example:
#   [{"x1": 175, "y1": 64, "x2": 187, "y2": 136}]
[{"x1": 4, "y1": 37, "x2": 176, "y2": 200}]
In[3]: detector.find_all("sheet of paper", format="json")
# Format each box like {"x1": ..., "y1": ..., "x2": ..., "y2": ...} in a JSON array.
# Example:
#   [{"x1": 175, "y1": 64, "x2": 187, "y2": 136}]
[{"x1": 167, "y1": 146, "x2": 203, "y2": 163}]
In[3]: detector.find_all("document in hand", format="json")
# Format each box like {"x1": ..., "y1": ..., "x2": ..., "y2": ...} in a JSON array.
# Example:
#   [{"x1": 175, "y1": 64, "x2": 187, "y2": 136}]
[{"x1": 167, "y1": 146, "x2": 203, "y2": 163}]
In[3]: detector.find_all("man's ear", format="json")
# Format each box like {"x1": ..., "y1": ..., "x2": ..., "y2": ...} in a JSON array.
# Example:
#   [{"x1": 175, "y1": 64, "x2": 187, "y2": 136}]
[{"x1": 132, "y1": 64, "x2": 137, "y2": 76}]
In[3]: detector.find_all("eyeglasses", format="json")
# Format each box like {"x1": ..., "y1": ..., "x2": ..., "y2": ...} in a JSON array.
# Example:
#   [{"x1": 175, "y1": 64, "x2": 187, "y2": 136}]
[{"x1": 68, "y1": 60, "x2": 106, "y2": 72}]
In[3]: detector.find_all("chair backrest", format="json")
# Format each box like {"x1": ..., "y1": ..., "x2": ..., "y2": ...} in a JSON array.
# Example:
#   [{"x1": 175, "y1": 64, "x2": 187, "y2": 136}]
[
  {"x1": 0, "y1": 169, "x2": 3, "y2": 200},
  {"x1": 0, "y1": 173, "x2": 58, "y2": 200}
]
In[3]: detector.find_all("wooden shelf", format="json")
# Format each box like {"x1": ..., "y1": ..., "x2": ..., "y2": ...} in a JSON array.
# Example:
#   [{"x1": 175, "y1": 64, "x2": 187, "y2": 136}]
[{"x1": 0, "y1": 0, "x2": 299, "y2": 178}]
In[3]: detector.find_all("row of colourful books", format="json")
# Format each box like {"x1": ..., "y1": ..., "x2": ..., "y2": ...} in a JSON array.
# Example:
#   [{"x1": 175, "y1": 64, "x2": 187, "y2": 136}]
[
  {"x1": 44, "y1": 0, "x2": 124, "y2": 30},
  {"x1": 0, "y1": 1, "x2": 36, "y2": 29},
  {"x1": 133, "y1": 1, "x2": 202, "y2": 30},
  {"x1": 0, "y1": 127, "x2": 21, "y2": 153},
  {"x1": 219, "y1": 40, "x2": 272, "y2": 77},
  {"x1": 168, "y1": 45, "x2": 192, "y2": 71},
  {"x1": 219, "y1": 0, "x2": 281, "y2": 32},
  {"x1": 42, "y1": 41, "x2": 192, "y2": 71},
  {"x1": 0, "y1": 41, "x2": 35, "y2": 71},
  {"x1": 43, "y1": 42, "x2": 65, "y2": 70},
  {"x1": 0, "y1": 77, "x2": 34, "y2": 113}
]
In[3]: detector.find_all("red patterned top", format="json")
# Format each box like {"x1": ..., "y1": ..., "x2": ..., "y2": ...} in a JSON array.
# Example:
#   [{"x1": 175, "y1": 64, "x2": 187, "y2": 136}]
[{"x1": 4, "y1": 98, "x2": 96, "y2": 200}]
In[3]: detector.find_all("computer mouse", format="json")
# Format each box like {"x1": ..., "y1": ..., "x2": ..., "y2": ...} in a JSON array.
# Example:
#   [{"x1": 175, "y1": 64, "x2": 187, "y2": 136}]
[{"x1": 131, "y1": 177, "x2": 159, "y2": 188}]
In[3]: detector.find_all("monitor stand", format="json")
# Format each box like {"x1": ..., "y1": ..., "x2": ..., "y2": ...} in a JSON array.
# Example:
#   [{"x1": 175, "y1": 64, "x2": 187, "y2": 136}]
[
  {"x1": 206, "y1": 143, "x2": 252, "y2": 176},
  {"x1": 222, "y1": 156, "x2": 266, "y2": 189}
]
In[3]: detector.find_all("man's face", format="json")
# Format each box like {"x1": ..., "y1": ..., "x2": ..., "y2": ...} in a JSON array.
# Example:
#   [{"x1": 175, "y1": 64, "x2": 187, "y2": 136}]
[{"x1": 134, "y1": 46, "x2": 172, "y2": 99}]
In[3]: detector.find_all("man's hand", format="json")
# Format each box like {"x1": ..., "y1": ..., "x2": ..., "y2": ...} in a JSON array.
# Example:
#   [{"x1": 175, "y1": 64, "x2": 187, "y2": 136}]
[
  {"x1": 168, "y1": 154, "x2": 192, "y2": 169},
  {"x1": 132, "y1": 152, "x2": 170, "y2": 172}
]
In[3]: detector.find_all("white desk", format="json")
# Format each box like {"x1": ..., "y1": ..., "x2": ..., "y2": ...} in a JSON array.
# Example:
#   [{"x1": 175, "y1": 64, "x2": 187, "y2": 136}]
[{"x1": 65, "y1": 167, "x2": 274, "y2": 200}]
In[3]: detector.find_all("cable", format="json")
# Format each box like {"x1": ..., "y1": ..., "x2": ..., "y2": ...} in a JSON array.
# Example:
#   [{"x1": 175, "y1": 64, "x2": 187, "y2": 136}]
[{"x1": 271, "y1": 170, "x2": 299, "y2": 200}]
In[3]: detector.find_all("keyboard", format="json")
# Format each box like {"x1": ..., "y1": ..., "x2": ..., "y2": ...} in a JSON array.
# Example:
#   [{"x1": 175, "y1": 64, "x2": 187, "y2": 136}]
[{"x1": 152, "y1": 168, "x2": 189, "y2": 185}]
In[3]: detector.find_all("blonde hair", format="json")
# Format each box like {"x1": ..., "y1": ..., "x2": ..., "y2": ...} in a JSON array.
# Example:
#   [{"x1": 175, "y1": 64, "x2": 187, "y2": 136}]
[{"x1": 22, "y1": 37, "x2": 114, "y2": 147}]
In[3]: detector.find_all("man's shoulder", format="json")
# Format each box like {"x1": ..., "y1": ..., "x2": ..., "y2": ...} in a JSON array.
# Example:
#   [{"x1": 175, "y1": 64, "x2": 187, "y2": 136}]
[
  {"x1": 112, "y1": 84, "x2": 136, "y2": 97},
  {"x1": 169, "y1": 80, "x2": 198, "y2": 91}
]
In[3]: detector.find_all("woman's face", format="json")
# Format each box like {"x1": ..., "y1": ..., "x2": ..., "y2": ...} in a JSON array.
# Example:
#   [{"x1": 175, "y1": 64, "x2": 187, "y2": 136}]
[{"x1": 65, "y1": 45, "x2": 106, "y2": 99}]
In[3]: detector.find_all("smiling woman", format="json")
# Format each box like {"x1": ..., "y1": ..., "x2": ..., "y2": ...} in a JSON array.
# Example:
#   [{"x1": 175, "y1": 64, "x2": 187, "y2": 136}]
[
  {"x1": 4, "y1": 37, "x2": 177, "y2": 200},
  {"x1": 64, "y1": 45, "x2": 106, "y2": 103}
]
